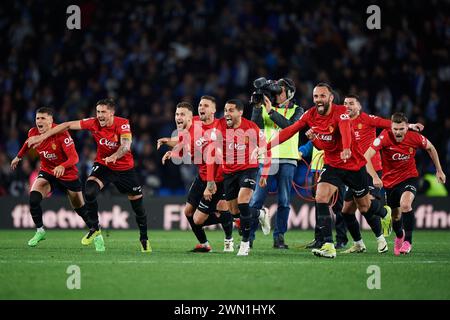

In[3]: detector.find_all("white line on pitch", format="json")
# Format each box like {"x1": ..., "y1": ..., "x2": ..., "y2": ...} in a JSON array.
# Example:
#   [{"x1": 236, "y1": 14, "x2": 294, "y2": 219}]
[{"x1": 1, "y1": 260, "x2": 449, "y2": 265}]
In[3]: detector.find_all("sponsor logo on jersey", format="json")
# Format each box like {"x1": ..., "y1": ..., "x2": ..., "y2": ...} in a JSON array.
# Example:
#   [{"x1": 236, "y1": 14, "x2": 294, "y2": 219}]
[
  {"x1": 64, "y1": 137, "x2": 74, "y2": 146},
  {"x1": 39, "y1": 151, "x2": 58, "y2": 160},
  {"x1": 318, "y1": 134, "x2": 333, "y2": 141},
  {"x1": 99, "y1": 138, "x2": 119, "y2": 148},
  {"x1": 228, "y1": 143, "x2": 246, "y2": 150},
  {"x1": 195, "y1": 136, "x2": 208, "y2": 147},
  {"x1": 392, "y1": 153, "x2": 410, "y2": 161}
]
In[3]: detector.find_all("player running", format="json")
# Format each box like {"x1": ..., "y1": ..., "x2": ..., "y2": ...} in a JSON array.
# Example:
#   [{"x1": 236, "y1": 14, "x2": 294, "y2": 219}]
[
  {"x1": 160, "y1": 98, "x2": 234, "y2": 252},
  {"x1": 209, "y1": 99, "x2": 271, "y2": 256},
  {"x1": 256, "y1": 83, "x2": 391, "y2": 258},
  {"x1": 365, "y1": 112, "x2": 445, "y2": 255},
  {"x1": 27, "y1": 99, "x2": 150, "y2": 253},
  {"x1": 341, "y1": 94, "x2": 424, "y2": 254},
  {"x1": 10, "y1": 107, "x2": 90, "y2": 247}
]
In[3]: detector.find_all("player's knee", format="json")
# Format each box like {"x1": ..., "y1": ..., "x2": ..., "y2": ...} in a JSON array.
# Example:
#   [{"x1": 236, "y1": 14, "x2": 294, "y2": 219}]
[
  {"x1": 230, "y1": 208, "x2": 239, "y2": 216},
  {"x1": 392, "y1": 211, "x2": 402, "y2": 221},
  {"x1": 85, "y1": 180, "x2": 100, "y2": 202},
  {"x1": 315, "y1": 194, "x2": 330, "y2": 203},
  {"x1": 400, "y1": 201, "x2": 412, "y2": 213},
  {"x1": 29, "y1": 191, "x2": 43, "y2": 208},
  {"x1": 358, "y1": 204, "x2": 371, "y2": 214},
  {"x1": 193, "y1": 213, "x2": 205, "y2": 225},
  {"x1": 355, "y1": 195, "x2": 372, "y2": 213},
  {"x1": 184, "y1": 204, "x2": 195, "y2": 218},
  {"x1": 216, "y1": 200, "x2": 228, "y2": 212},
  {"x1": 342, "y1": 201, "x2": 354, "y2": 214}
]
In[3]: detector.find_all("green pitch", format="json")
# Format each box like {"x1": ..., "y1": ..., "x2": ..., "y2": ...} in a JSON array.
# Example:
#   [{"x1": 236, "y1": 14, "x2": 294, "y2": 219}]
[{"x1": 1, "y1": 230, "x2": 449, "y2": 300}]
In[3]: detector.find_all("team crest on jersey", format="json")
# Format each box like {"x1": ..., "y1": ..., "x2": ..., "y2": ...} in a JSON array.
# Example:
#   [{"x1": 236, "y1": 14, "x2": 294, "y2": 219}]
[
  {"x1": 245, "y1": 136, "x2": 249, "y2": 144},
  {"x1": 409, "y1": 147, "x2": 413, "y2": 154},
  {"x1": 329, "y1": 126, "x2": 334, "y2": 133},
  {"x1": 358, "y1": 123, "x2": 363, "y2": 129},
  {"x1": 51, "y1": 143, "x2": 56, "y2": 150}
]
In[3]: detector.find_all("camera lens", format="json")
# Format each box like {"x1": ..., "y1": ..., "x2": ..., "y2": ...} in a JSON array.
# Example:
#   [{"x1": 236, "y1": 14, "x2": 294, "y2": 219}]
[{"x1": 253, "y1": 77, "x2": 268, "y2": 89}]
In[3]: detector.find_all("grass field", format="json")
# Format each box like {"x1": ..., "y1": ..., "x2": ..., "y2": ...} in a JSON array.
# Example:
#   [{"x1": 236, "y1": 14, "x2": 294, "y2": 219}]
[{"x1": 1, "y1": 230, "x2": 449, "y2": 300}]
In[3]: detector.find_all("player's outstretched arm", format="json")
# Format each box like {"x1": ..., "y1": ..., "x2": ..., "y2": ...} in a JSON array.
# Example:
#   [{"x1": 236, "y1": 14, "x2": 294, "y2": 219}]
[
  {"x1": 11, "y1": 140, "x2": 31, "y2": 170},
  {"x1": 408, "y1": 123, "x2": 425, "y2": 132},
  {"x1": 157, "y1": 136, "x2": 179, "y2": 150},
  {"x1": 27, "y1": 120, "x2": 82, "y2": 148},
  {"x1": 104, "y1": 135, "x2": 131, "y2": 165},
  {"x1": 364, "y1": 147, "x2": 383, "y2": 188},
  {"x1": 10, "y1": 156, "x2": 21, "y2": 170},
  {"x1": 425, "y1": 140, "x2": 446, "y2": 184}
]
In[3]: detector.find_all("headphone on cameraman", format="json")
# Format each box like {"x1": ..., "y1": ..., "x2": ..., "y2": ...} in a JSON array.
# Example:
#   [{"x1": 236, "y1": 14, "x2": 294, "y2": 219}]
[{"x1": 277, "y1": 78, "x2": 296, "y2": 102}]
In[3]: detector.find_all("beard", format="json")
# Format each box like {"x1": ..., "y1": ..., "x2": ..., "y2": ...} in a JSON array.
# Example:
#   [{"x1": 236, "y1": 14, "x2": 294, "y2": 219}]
[{"x1": 316, "y1": 101, "x2": 330, "y2": 115}]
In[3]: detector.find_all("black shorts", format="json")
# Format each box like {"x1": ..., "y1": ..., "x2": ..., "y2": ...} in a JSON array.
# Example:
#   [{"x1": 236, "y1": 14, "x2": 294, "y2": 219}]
[
  {"x1": 187, "y1": 176, "x2": 225, "y2": 214},
  {"x1": 344, "y1": 170, "x2": 382, "y2": 202},
  {"x1": 37, "y1": 171, "x2": 82, "y2": 193},
  {"x1": 385, "y1": 177, "x2": 418, "y2": 209},
  {"x1": 223, "y1": 168, "x2": 258, "y2": 201},
  {"x1": 89, "y1": 163, "x2": 142, "y2": 196},
  {"x1": 318, "y1": 165, "x2": 369, "y2": 199}
]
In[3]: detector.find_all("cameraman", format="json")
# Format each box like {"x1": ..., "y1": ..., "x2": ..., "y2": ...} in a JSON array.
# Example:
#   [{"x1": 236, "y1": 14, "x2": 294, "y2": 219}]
[{"x1": 249, "y1": 78, "x2": 304, "y2": 249}]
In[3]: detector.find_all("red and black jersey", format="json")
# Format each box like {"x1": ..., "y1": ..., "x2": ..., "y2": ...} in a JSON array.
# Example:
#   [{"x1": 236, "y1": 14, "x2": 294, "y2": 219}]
[
  {"x1": 18, "y1": 125, "x2": 79, "y2": 181},
  {"x1": 350, "y1": 112, "x2": 391, "y2": 172},
  {"x1": 215, "y1": 117, "x2": 268, "y2": 174},
  {"x1": 371, "y1": 130, "x2": 428, "y2": 189},
  {"x1": 177, "y1": 116, "x2": 224, "y2": 182},
  {"x1": 269, "y1": 104, "x2": 366, "y2": 171},
  {"x1": 80, "y1": 116, "x2": 134, "y2": 171}
]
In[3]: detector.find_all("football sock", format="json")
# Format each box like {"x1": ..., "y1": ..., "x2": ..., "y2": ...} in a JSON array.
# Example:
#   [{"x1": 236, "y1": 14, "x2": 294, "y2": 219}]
[
  {"x1": 362, "y1": 211, "x2": 383, "y2": 237},
  {"x1": 403, "y1": 210, "x2": 415, "y2": 243},
  {"x1": 393, "y1": 216, "x2": 404, "y2": 238},
  {"x1": 219, "y1": 211, "x2": 233, "y2": 239},
  {"x1": 316, "y1": 203, "x2": 333, "y2": 243},
  {"x1": 203, "y1": 213, "x2": 220, "y2": 226},
  {"x1": 342, "y1": 213, "x2": 362, "y2": 242},
  {"x1": 29, "y1": 191, "x2": 44, "y2": 228},
  {"x1": 237, "y1": 203, "x2": 252, "y2": 242},
  {"x1": 187, "y1": 215, "x2": 207, "y2": 244},
  {"x1": 364, "y1": 199, "x2": 386, "y2": 218},
  {"x1": 84, "y1": 180, "x2": 101, "y2": 230},
  {"x1": 74, "y1": 205, "x2": 91, "y2": 228},
  {"x1": 130, "y1": 197, "x2": 148, "y2": 240}
]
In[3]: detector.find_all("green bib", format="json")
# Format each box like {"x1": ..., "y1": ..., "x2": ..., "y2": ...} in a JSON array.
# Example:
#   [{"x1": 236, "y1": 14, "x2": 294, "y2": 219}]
[
  {"x1": 311, "y1": 147, "x2": 324, "y2": 171},
  {"x1": 262, "y1": 105, "x2": 300, "y2": 159},
  {"x1": 424, "y1": 173, "x2": 448, "y2": 197}
]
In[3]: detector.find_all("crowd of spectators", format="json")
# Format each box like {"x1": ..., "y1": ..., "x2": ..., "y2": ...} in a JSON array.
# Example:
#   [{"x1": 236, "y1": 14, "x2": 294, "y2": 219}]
[{"x1": 1, "y1": 0, "x2": 449, "y2": 197}]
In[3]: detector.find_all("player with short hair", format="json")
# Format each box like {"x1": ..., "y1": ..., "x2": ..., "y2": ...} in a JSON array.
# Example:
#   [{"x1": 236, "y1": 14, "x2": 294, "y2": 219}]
[
  {"x1": 160, "y1": 99, "x2": 234, "y2": 252},
  {"x1": 365, "y1": 112, "x2": 446, "y2": 255},
  {"x1": 27, "y1": 99, "x2": 150, "y2": 252},
  {"x1": 341, "y1": 94, "x2": 424, "y2": 254},
  {"x1": 210, "y1": 99, "x2": 271, "y2": 256},
  {"x1": 11, "y1": 107, "x2": 90, "y2": 247},
  {"x1": 258, "y1": 83, "x2": 391, "y2": 258}
]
